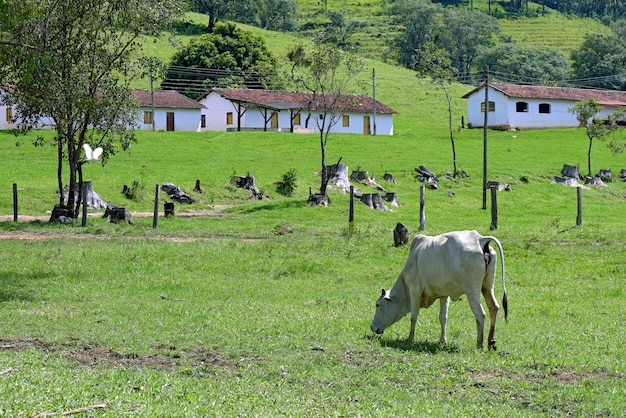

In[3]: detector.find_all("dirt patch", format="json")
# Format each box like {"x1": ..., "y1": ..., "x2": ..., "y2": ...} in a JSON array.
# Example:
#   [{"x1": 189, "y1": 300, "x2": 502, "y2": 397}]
[
  {"x1": 471, "y1": 367, "x2": 613, "y2": 384},
  {"x1": 1, "y1": 337, "x2": 238, "y2": 371}
]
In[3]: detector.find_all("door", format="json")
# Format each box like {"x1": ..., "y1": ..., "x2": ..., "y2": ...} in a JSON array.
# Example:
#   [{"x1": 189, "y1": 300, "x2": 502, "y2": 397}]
[
  {"x1": 270, "y1": 112, "x2": 278, "y2": 129},
  {"x1": 363, "y1": 115, "x2": 371, "y2": 135},
  {"x1": 166, "y1": 112, "x2": 175, "y2": 131}
]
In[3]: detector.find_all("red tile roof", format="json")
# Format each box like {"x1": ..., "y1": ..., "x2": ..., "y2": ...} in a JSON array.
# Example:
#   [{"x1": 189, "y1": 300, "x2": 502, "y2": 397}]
[
  {"x1": 462, "y1": 83, "x2": 626, "y2": 106},
  {"x1": 133, "y1": 89, "x2": 205, "y2": 109},
  {"x1": 198, "y1": 88, "x2": 397, "y2": 114}
]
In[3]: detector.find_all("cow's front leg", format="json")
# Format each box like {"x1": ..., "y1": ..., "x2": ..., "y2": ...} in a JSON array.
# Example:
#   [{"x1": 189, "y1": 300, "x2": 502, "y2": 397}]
[
  {"x1": 409, "y1": 309, "x2": 419, "y2": 342},
  {"x1": 439, "y1": 296, "x2": 450, "y2": 344}
]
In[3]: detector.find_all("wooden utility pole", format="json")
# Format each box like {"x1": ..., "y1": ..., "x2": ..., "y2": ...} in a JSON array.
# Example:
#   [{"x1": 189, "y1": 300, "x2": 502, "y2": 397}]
[
  {"x1": 372, "y1": 68, "x2": 377, "y2": 136},
  {"x1": 482, "y1": 66, "x2": 489, "y2": 210}
]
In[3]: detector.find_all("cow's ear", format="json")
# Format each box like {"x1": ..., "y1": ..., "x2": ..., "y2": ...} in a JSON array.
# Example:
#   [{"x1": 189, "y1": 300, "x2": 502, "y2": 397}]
[{"x1": 380, "y1": 288, "x2": 386, "y2": 297}]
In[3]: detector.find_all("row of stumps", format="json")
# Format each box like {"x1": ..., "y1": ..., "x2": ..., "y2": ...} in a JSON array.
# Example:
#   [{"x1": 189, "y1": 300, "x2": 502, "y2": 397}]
[{"x1": 9, "y1": 182, "x2": 585, "y2": 229}]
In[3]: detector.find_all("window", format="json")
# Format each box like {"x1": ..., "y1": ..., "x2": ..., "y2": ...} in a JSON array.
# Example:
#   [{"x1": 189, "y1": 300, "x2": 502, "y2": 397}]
[
  {"x1": 143, "y1": 111, "x2": 153, "y2": 124},
  {"x1": 539, "y1": 103, "x2": 551, "y2": 114},
  {"x1": 226, "y1": 112, "x2": 233, "y2": 125},
  {"x1": 293, "y1": 113, "x2": 301, "y2": 125},
  {"x1": 201, "y1": 114, "x2": 206, "y2": 128},
  {"x1": 342, "y1": 115, "x2": 350, "y2": 127},
  {"x1": 6, "y1": 107, "x2": 13, "y2": 122},
  {"x1": 480, "y1": 101, "x2": 495, "y2": 112},
  {"x1": 516, "y1": 102, "x2": 528, "y2": 113}
]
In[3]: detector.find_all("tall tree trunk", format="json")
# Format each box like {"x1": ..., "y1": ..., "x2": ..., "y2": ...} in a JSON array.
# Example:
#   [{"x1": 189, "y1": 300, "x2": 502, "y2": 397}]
[
  {"x1": 587, "y1": 136, "x2": 593, "y2": 176},
  {"x1": 57, "y1": 140, "x2": 64, "y2": 206},
  {"x1": 442, "y1": 81, "x2": 457, "y2": 177}
]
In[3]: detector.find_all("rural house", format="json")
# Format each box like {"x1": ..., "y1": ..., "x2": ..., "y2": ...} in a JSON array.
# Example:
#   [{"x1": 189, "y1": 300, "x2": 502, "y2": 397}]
[
  {"x1": 0, "y1": 86, "x2": 54, "y2": 130},
  {"x1": 196, "y1": 88, "x2": 397, "y2": 135},
  {"x1": 463, "y1": 83, "x2": 626, "y2": 130},
  {"x1": 133, "y1": 89, "x2": 205, "y2": 132}
]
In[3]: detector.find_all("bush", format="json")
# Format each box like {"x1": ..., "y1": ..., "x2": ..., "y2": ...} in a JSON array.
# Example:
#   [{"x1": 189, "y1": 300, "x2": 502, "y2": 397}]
[{"x1": 275, "y1": 169, "x2": 298, "y2": 197}]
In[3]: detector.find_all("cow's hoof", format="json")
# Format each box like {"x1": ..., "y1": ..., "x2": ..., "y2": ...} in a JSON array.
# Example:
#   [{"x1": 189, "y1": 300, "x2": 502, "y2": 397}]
[{"x1": 488, "y1": 341, "x2": 497, "y2": 351}]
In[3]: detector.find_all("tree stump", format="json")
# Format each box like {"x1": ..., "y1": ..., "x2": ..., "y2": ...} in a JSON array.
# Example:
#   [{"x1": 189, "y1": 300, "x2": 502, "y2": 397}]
[
  {"x1": 415, "y1": 166, "x2": 439, "y2": 189},
  {"x1": 384, "y1": 192, "x2": 400, "y2": 207},
  {"x1": 383, "y1": 173, "x2": 396, "y2": 184},
  {"x1": 359, "y1": 193, "x2": 391, "y2": 211},
  {"x1": 307, "y1": 192, "x2": 330, "y2": 207},
  {"x1": 596, "y1": 169, "x2": 612, "y2": 182},
  {"x1": 561, "y1": 164, "x2": 583, "y2": 180},
  {"x1": 161, "y1": 182, "x2": 194, "y2": 204},
  {"x1": 164, "y1": 202, "x2": 175, "y2": 216},
  {"x1": 193, "y1": 179, "x2": 204, "y2": 193},
  {"x1": 232, "y1": 173, "x2": 264, "y2": 199},
  {"x1": 103, "y1": 203, "x2": 133, "y2": 224},
  {"x1": 393, "y1": 222, "x2": 409, "y2": 247},
  {"x1": 49, "y1": 205, "x2": 74, "y2": 223}
]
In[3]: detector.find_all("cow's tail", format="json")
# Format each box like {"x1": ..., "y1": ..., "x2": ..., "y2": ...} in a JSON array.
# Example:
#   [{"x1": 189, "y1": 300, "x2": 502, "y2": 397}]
[{"x1": 481, "y1": 236, "x2": 508, "y2": 322}]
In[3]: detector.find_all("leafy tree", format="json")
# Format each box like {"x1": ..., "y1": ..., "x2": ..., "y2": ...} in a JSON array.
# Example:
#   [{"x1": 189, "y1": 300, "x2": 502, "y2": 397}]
[
  {"x1": 0, "y1": 0, "x2": 184, "y2": 217},
  {"x1": 570, "y1": 31, "x2": 626, "y2": 90},
  {"x1": 569, "y1": 99, "x2": 626, "y2": 176},
  {"x1": 257, "y1": 0, "x2": 298, "y2": 32},
  {"x1": 191, "y1": 0, "x2": 257, "y2": 32},
  {"x1": 390, "y1": 0, "x2": 444, "y2": 69},
  {"x1": 440, "y1": 7, "x2": 500, "y2": 81},
  {"x1": 326, "y1": 10, "x2": 370, "y2": 47},
  {"x1": 414, "y1": 42, "x2": 460, "y2": 177},
  {"x1": 162, "y1": 23, "x2": 283, "y2": 96},
  {"x1": 287, "y1": 34, "x2": 366, "y2": 199},
  {"x1": 476, "y1": 43, "x2": 571, "y2": 84}
]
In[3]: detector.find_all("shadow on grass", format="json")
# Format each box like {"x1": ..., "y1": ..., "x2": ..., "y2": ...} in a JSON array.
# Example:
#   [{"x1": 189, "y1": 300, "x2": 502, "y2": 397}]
[
  {"x1": 172, "y1": 21, "x2": 207, "y2": 36},
  {"x1": 236, "y1": 199, "x2": 308, "y2": 214},
  {"x1": 0, "y1": 271, "x2": 55, "y2": 302},
  {"x1": 378, "y1": 337, "x2": 460, "y2": 354}
]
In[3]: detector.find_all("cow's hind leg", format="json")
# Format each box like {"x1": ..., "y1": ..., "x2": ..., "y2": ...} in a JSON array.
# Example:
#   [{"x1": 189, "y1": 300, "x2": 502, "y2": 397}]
[
  {"x1": 482, "y1": 287, "x2": 499, "y2": 351},
  {"x1": 439, "y1": 297, "x2": 450, "y2": 344},
  {"x1": 466, "y1": 294, "x2": 486, "y2": 349}
]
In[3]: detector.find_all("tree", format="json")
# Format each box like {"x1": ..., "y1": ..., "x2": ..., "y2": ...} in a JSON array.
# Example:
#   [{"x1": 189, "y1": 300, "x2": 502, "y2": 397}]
[
  {"x1": 440, "y1": 8, "x2": 500, "y2": 81},
  {"x1": 0, "y1": 0, "x2": 185, "y2": 217},
  {"x1": 476, "y1": 43, "x2": 571, "y2": 84},
  {"x1": 569, "y1": 99, "x2": 626, "y2": 176},
  {"x1": 191, "y1": 0, "x2": 257, "y2": 32},
  {"x1": 287, "y1": 34, "x2": 366, "y2": 199},
  {"x1": 162, "y1": 23, "x2": 283, "y2": 97},
  {"x1": 570, "y1": 32, "x2": 626, "y2": 90},
  {"x1": 257, "y1": 0, "x2": 298, "y2": 32},
  {"x1": 414, "y1": 42, "x2": 460, "y2": 177},
  {"x1": 390, "y1": 0, "x2": 444, "y2": 69}
]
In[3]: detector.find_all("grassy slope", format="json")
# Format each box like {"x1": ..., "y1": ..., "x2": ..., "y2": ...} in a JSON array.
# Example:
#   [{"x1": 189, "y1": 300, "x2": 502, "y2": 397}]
[{"x1": 1, "y1": 5, "x2": 625, "y2": 416}]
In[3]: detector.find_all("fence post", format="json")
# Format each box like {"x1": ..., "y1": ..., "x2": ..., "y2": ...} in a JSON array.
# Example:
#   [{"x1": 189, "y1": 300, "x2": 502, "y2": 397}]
[
  {"x1": 81, "y1": 182, "x2": 88, "y2": 227},
  {"x1": 576, "y1": 187, "x2": 582, "y2": 226},
  {"x1": 153, "y1": 184, "x2": 160, "y2": 229},
  {"x1": 490, "y1": 186, "x2": 498, "y2": 230},
  {"x1": 349, "y1": 185, "x2": 354, "y2": 226},
  {"x1": 12, "y1": 183, "x2": 18, "y2": 222},
  {"x1": 419, "y1": 186, "x2": 426, "y2": 231}
]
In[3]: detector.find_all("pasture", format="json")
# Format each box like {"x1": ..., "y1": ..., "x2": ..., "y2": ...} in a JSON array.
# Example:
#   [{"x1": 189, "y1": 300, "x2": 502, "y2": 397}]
[{"x1": 1, "y1": 121, "x2": 625, "y2": 415}]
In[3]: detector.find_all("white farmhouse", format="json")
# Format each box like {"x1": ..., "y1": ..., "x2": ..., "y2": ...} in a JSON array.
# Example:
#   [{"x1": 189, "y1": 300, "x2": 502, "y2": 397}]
[
  {"x1": 463, "y1": 83, "x2": 626, "y2": 130},
  {"x1": 0, "y1": 86, "x2": 54, "y2": 130},
  {"x1": 133, "y1": 89, "x2": 205, "y2": 132},
  {"x1": 197, "y1": 88, "x2": 397, "y2": 135}
]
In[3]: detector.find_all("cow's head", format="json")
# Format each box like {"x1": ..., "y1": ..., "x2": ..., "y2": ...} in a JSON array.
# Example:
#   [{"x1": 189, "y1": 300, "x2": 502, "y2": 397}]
[{"x1": 370, "y1": 288, "x2": 401, "y2": 335}]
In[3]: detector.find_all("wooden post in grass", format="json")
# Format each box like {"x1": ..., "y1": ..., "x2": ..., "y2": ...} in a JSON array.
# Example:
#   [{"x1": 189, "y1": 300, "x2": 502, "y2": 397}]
[
  {"x1": 349, "y1": 185, "x2": 354, "y2": 225},
  {"x1": 12, "y1": 183, "x2": 18, "y2": 222},
  {"x1": 81, "y1": 182, "x2": 88, "y2": 227},
  {"x1": 419, "y1": 186, "x2": 426, "y2": 230},
  {"x1": 576, "y1": 187, "x2": 582, "y2": 226},
  {"x1": 153, "y1": 184, "x2": 160, "y2": 229},
  {"x1": 490, "y1": 185, "x2": 498, "y2": 230}
]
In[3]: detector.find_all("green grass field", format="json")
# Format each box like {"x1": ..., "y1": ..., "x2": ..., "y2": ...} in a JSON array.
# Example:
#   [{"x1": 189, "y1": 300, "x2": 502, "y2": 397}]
[{"x1": 1, "y1": 5, "x2": 625, "y2": 415}]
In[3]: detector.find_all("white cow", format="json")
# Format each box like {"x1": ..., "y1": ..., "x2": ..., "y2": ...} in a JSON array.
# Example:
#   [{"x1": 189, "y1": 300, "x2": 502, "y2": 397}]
[{"x1": 370, "y1": 230, "x2": 508, "y2": 350}]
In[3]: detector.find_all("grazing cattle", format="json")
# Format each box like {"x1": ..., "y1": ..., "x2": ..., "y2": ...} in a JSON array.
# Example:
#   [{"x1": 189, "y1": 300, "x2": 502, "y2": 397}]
[{"x1": 370, "y1": 230, "x2": 507, "y2": 350}]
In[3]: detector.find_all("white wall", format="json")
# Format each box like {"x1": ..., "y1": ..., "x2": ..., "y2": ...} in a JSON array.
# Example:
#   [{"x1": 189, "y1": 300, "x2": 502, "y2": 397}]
[
  {"x1": 199, "y1": 92, "x2": 394, "y2": 135},
  {"x1": 466, "y1": 86, "x2": 625, "y2": 130},
  {"x1": 136, "y1": 107, "x2": 202, "y2": 132}
]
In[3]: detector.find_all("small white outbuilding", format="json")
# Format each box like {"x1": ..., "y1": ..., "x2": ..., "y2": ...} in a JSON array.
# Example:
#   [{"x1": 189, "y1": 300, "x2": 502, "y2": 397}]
[
  {"x1": 197, "y1": 88, "x2": 397, "y2": 135},
  {"x1": 463, "y1": 83, "x2": 626, "y2": 130}
]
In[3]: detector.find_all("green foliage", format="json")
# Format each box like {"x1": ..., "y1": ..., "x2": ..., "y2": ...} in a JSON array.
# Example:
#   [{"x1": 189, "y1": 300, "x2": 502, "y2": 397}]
[
  {"x1": 275, "y1": 168, "x2": 298, "y2": 196},
  {"x1": 162, "y1": 22, "x2": 284, "y2": 96},
  {"x1": 476, "y1": 43, "x2": 571, "y2": 83},
  {"x1": 570, "y1": 30, "x2": 626, "y2": 90}
]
